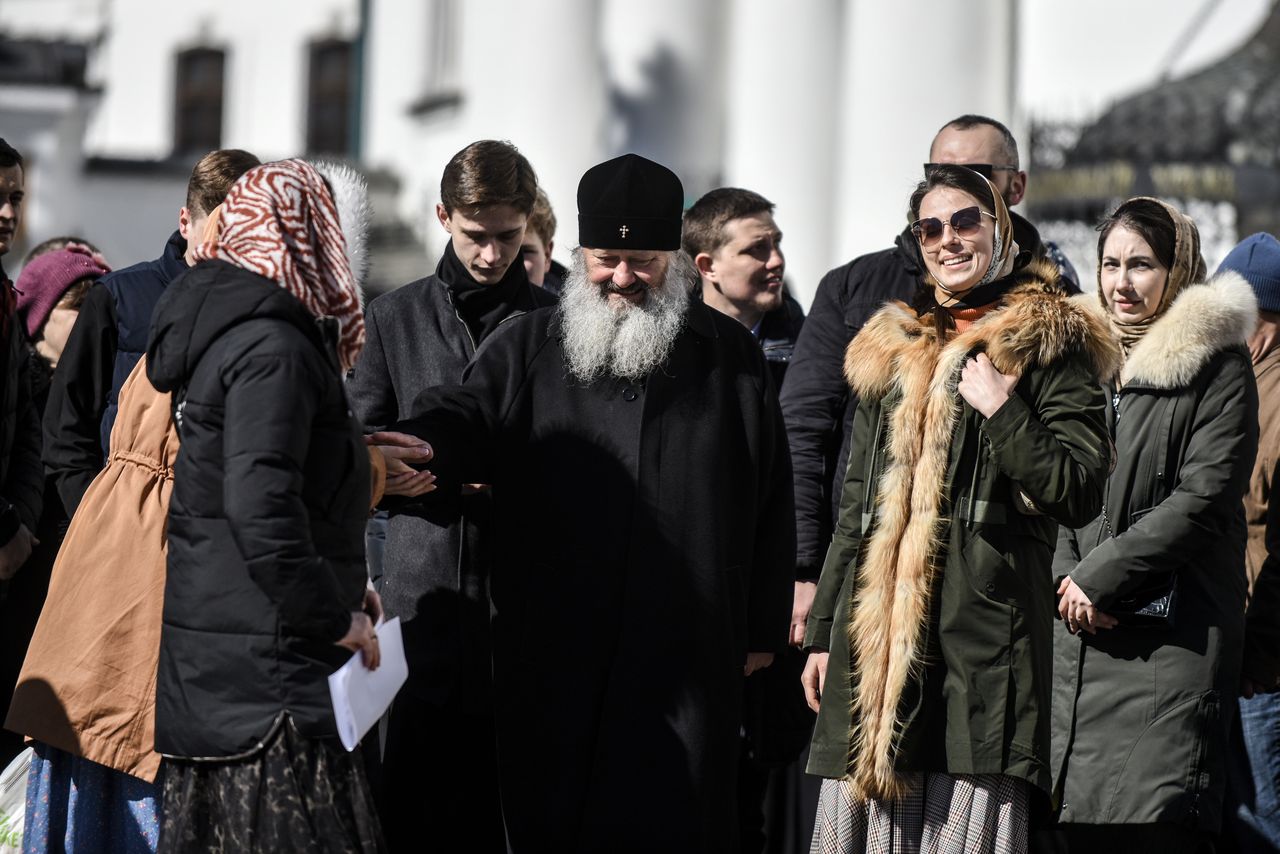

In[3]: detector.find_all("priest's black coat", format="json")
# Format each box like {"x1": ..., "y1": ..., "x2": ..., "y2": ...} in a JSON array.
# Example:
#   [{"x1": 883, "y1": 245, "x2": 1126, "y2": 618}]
[{"x1": 398, "y1": 300, "x2": 795, "y2": 851}]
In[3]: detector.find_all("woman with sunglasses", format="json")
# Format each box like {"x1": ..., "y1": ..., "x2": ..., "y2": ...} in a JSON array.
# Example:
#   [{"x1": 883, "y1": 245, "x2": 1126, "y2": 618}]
[
  {"x1": 1048, "y1": 199, "x2": 1258, "y2": 853},
  {"x1": 800, "y1": 164, "x2": 1116, "y2": 853}
]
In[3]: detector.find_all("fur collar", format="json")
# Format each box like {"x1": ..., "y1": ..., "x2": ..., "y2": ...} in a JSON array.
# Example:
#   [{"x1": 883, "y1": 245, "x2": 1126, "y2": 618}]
[
  {"x1": 846, "y1": 259, "x2": 1122, "y2": 396},
  {"x1": 836, "y1": 258, "x2": 1119, "y2": 803},
  {"x1": 1115, "y1": 271, "x2": 1257, "y2": 388}
]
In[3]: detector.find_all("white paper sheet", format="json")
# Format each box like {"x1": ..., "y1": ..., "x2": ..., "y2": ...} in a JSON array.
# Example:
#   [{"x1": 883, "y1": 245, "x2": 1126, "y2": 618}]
[{"x1": 328, "y1": 616, "x2": 408, "y2": 751}]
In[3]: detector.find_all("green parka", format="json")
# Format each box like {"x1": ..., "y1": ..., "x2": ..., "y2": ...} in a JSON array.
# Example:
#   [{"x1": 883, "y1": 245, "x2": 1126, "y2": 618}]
[
  {"x1": 1051, "y1": 270, "x2": 1260, "y2": 832},
  {"x1": 804, "y1": 260, "x2": 1116, "y2": 802}
]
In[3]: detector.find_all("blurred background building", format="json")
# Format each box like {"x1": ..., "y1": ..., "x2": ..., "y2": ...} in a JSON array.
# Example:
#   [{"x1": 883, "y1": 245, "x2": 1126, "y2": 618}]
[{"x1": 0, "y1": 0, "x2": 1274, "y2": 303}]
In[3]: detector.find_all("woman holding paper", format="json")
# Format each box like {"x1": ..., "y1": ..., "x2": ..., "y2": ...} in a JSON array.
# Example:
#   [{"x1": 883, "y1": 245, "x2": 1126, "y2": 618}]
[{"x1": 145, "y1": 159, "x2": 388, "y2": 853}]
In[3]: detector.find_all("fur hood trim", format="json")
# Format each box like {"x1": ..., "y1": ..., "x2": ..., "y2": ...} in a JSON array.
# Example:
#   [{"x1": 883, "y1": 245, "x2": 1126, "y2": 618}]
[
  {"x1": 311, "y1": 160, "x2": 372, "y2": 294},
  {"x1": 834, "y1": 258, "x2": 1119, "y2": 803},
  {"x1": 1119, "y1": 271, "x2": 1257, "y2": 388},
  {"x1": 845, "y1": 258, "x2": 1122, "y2": 397}
]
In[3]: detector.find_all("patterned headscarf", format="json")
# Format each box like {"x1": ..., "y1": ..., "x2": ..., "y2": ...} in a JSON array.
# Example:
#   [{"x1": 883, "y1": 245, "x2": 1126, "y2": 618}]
[
  {"x1": 193, "y1": 159, "x2": 365, "y2": 371},
  {"x1": 1097, "y1": 196, "x2": 1206, "y2": 357},
  {"x1": 976, "y1": 172, "x2": 1019, "y2": 287}
]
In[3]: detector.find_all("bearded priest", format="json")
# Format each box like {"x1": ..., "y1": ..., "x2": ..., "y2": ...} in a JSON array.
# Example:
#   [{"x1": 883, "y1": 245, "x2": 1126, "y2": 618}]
[{"x1": 390, "y1": 153, "x2": 795, "y2": 851}]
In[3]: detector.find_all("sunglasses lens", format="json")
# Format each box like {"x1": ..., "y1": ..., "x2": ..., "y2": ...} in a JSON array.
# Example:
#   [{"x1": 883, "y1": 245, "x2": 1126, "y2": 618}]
[
  {"x1": 951, "y1": 207, "x2": 984, "y2": 235},
  {"x1": 912, "y1": 218, "x2": 945, "y2": 246}
]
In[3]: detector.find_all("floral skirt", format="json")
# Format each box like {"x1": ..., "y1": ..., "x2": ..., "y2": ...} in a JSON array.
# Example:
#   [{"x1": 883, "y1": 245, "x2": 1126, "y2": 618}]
[
  {"x1": 811, "y1": 773, "x2": 1029, "y2": 854},
  {"x1": 23, "y1": 741, "x2": 161, "y2": 853},
  {"x1": 158, "y1": 720, "x2": 384, "y2": 854}
]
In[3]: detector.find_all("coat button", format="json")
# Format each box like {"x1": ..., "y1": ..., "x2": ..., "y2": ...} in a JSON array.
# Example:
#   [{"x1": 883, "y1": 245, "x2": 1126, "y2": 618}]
[
  {"x1": 623, "y1": 388, "x2": 639, "y2": 402},
  {"x1": 985, "y1": 583, "x2": 996, "y2": 593}
]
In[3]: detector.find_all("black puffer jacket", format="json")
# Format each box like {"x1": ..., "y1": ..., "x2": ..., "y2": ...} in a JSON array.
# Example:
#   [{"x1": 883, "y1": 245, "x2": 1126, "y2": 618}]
[{"x1": 146, "y1": 259, "x2": 370, "y2": 758}]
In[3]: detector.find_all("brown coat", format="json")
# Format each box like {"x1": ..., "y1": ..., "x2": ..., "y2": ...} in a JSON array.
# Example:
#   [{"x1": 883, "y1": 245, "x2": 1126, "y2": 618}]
[
  {"x1": 5, "y1": 358, "x2": 175, "y2": 781},
  {"x1": 1244, "y1": 346, "x2": 1280, "y2": 686},
  {"x1": 1245, "y1": 347, "x2": 1280, "y2": 588}
]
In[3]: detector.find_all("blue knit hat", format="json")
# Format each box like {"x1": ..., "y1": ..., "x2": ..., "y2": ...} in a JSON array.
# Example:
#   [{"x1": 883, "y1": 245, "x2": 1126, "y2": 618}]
[{"x1": 1217, "y1": 232, "x2": 1280, "y2": 313}]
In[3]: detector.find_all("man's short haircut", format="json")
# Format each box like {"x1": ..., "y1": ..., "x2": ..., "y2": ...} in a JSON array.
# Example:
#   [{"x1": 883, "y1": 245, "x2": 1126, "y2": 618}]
[
  {"x1": 937, "y1": 114, "x2": 1020, "y2": 169},
  {"x1": 526, "y1": 188, "x2": 556, "y2": 249},
  {"x1": 681, "y1": 187, "x2": 775, "y2": 259},
  {"x1": 0, "y1": 139, "x2": 23, "y2": 171},
  {"x1": 186, "y1": 149, "x2": 261, "y2": 217},
  {"x1": 440, "y1": 140, "x2": 538, "y2": 216}
]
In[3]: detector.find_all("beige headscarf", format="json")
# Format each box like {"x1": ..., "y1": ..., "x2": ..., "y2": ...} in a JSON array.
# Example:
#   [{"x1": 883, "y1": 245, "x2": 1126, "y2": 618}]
[{"x1": 1099, "y1": 196, "x2": 1206, "y2": 357}]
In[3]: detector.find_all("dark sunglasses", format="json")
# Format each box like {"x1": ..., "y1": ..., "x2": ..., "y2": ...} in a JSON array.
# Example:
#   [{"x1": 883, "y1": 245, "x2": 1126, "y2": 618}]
[
  {"x1": 910, "y1": 206, "x2": 995, "y2": 248},
  {"x1": 923, "y1": 162, "x2": 1018, "y2": 181}
]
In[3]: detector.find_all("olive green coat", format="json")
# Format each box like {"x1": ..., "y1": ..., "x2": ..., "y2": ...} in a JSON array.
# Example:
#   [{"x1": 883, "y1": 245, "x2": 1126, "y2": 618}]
[
  {"x1": 1051, "y1": 271, "x2": 1260, "y2": 832},
  {"x1": 804, "y1": 262, "x2": 1116, "y2": 801}
]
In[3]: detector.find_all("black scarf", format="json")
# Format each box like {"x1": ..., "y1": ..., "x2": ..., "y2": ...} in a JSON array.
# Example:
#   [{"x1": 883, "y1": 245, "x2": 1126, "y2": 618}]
[{"x1": 436, "y1": 240, "x2": 529, "y2": 345}]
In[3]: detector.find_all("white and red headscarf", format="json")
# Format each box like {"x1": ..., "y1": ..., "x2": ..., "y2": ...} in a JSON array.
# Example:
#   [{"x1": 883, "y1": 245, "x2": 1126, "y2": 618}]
[{"x1": 193, "y1": 159, "x2": 365, "y2": 371}]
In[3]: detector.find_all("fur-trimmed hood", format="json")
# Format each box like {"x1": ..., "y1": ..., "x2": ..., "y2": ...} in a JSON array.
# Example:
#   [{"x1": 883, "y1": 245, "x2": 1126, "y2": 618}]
[
  {"x1": 836, "y1": 258, "x2": 1119, "y2": 803},
  {"x1": 311, "y1": 160, "x2": 372, "y2": 292},
  {"x1": 1105, "y1": 270, "x2": 1256, "y2": 388}
]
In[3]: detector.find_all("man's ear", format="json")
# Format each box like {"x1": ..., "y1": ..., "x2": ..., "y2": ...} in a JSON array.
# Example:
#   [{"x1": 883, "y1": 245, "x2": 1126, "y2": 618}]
[
  {"x1": 1007, "y1": 170, "x2": 1028, "y2": 207},
  {"x1": 694, "y1": 251, "x2": 717, "y2": 281},
  {"x1": 436, "y1": 203, "x2": 452, "y2": 233},
  {"x1": 178, "y1": 206, "x2": 193, "y2": 240},
  {"x1": 546, "y1": 239, "x2": 554, "y2": 258}
]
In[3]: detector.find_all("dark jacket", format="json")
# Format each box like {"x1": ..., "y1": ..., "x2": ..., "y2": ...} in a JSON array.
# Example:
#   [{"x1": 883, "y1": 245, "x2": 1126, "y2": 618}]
[
  {"x1": 43, "y1": 230, "x2": 186, "y2": 515},
  {"x1": 782, "y1": 214, "x2": 1061, "y2": 580},
  {"x1": 346, "y1": 258, "x2": 554, "y2": 707},
  {"x1": 1051, "y1": 273, "x2": 1260, "y2": 831},
  {"x1": 758, "y1": 291, "x2": 806, "y2": 393},
  {"x1": 0, "y1": 264, "x2": 42, "y2": 548},
  {"x1": 803, "y1": 261, "x2": 1114, "y2": 800},
  {"x1": 0, "y1": 346, "x2": 67, "y2": 762},
  {"x1": 146, "y1": 260, "x2": 370, "y2": 758},
  {"x1": 397, "y1": 300, "x2": 795, "y2": 852}
]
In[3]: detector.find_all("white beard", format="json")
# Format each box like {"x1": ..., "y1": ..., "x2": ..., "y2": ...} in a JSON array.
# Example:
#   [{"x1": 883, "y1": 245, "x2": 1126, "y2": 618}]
[{"x1": 559, "y1": 249, "x2": 693, "y2": 383}]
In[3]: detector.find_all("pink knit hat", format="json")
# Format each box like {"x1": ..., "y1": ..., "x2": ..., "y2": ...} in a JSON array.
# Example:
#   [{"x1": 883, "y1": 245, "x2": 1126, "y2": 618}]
[{"x1": 15, "y1": 245, "x2": 111, "y2": 339}]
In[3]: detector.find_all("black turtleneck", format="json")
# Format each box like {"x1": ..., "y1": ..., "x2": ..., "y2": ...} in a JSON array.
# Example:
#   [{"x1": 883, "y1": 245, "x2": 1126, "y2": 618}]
[{"x1": 436, "y1": 240, "x2": 530, "y2": 346}]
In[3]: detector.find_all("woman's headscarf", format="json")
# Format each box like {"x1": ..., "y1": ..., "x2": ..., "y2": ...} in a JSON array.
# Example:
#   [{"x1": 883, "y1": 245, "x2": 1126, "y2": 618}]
[
  {"x1": 924, "y1": 170, "x2": 1020, "y2": 304},
  {"x1": 193, "y1": 159, "x2": 365, "y2": 371},
  {"x1": 976, "y1": 172, "x2": 1019, "y2": 288},
  {"x1": 1098, "y1": 196, "x2": 1206, "y2": 356}
]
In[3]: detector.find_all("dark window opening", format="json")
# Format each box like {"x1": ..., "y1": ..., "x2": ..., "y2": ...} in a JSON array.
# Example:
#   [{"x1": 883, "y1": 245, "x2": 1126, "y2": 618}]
[
  {"x1": 173, "y1": 47, "x2": 225, "y2": 155},
  {"x1": 307, "y1": 39, "x2": 353, "y2": 157}
]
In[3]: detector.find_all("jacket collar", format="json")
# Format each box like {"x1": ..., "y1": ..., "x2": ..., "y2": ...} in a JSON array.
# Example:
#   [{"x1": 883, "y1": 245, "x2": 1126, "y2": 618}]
[
  {"x1": 1117, "y1": 270, "x2": 1257, "y2": 389},
  {"x1": 686, "y1": 298, "x2": 719, "y2": 339},
  {"x1": 160, "y1": 230, "x2": 189, "y2": 282}
]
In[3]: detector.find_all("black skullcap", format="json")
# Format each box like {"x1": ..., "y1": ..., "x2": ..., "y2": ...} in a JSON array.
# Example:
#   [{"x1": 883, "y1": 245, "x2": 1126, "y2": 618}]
[{"x1": 577, "y1": 153, "x2": 683, "y2": 250}]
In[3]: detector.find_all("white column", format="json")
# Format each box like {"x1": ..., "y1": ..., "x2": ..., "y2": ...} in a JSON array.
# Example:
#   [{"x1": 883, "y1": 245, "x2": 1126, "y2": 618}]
[
  {"x1": 721, "y1": 0, "x2": 842, "y2": 308},
  {"x1": 834, "y1": 0, "x2": 1016, "y2": 264},
  {"x1": 457, "y1": 0, "x2": 611, "y2": 259},
  {"x1": 600, "y1": 0, "x2": 727, "y2": 205}
]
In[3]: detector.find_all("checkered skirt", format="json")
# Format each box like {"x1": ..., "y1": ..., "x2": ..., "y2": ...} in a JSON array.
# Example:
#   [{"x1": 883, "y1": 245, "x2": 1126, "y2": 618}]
[{"x1": 810, "y1": 773, "x2": 1029, "y2": 854}]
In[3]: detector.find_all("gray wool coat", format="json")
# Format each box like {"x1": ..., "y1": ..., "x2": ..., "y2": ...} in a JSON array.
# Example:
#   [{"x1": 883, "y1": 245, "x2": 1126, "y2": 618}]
[{"x1": 346, "y1": 271, "x2": 554, "y2": 707}]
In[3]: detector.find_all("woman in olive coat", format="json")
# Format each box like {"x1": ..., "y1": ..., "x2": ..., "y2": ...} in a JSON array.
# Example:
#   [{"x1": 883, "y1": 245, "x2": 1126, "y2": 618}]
[
  {"x1": 1050, "y1": 198, "x2": 1259, "y2": 852},
  {"x1": 801, "y1": 165, "x2": 1116, "y2": 852}
]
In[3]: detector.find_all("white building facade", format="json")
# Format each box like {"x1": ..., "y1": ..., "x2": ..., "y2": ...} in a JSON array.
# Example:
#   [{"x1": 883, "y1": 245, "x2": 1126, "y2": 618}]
[{"x1": 0, "y1": 0, "x2": 1269, "y2": 301}]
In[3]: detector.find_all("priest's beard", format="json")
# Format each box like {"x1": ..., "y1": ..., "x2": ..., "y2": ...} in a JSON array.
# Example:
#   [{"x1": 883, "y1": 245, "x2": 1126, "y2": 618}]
[{"x1": 559, "y1": 250, "x2": 693, "y2": 383}]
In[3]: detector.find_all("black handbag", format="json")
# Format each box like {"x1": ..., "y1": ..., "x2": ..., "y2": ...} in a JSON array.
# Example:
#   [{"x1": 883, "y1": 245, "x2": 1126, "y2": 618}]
[{"x1": 1099, "y1": 502, "x2": 1177, "y2": 627}]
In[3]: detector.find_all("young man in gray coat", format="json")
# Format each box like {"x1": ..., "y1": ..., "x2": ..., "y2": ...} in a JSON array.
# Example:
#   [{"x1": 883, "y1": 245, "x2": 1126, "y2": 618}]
[{"x1": 346, "y1": 140, "x2": 553, "y2": 852}]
